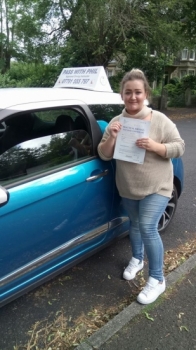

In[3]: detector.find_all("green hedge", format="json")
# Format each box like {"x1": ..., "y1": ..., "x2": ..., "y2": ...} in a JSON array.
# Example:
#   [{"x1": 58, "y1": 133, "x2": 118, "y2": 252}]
[
  {"x1": 0, "y1": 63, "x2": 60, "y2": 88},
  {"x1": 163, "y1": 75, "x2": 196, "y2": 107}
]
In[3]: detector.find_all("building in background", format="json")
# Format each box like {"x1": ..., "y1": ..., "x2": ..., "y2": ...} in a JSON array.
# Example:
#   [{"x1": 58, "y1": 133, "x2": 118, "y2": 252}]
[
  {"x1": 171, "y1": 48, "x2": 196, "y2": 79},
  {"x1": 105, "y1": 59, "x2": 121, "y2": 78},
  {"x1": 106, "y1": 48, "x2": 196, "y2": 85}
]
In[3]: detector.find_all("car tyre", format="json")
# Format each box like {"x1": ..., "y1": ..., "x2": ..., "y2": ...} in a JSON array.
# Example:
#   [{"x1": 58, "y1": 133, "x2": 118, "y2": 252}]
[{"x1": 158, "y1": 185, "x2": 178, "y2": 233}]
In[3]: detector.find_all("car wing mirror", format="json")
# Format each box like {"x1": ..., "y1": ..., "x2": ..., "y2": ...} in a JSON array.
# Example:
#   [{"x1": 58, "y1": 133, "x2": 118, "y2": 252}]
[
  {"x1": 97, "y1": 120, "x2": 108, "y2": 133},
  {"x1": 0, "y1": 186, "x2": 9, "y2": 207}
]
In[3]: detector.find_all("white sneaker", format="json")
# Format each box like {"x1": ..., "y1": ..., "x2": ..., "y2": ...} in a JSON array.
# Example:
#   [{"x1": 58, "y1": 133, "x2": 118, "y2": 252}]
[
  {"x1": 137, "y1": 276, "x2": 166, "y2": 305},
  {"x1": 123, "y1": 257, "x2": 144, "y2": 281}
]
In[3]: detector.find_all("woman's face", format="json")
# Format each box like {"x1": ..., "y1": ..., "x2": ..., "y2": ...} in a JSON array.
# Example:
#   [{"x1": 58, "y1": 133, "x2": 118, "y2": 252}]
[{"x1": 121, "y1": 79, "x2": 147, "y2": 115}]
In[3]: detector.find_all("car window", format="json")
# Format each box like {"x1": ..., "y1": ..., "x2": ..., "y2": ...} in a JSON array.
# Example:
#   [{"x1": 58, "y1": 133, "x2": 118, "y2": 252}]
[
  {"x1": 90, "y1": 104, "x2": 124, "y2": 122},
  {"x1": 0, "y1": 130, "x2": 92, "y2": 186},
  {"x1": 0, "y1": 109, "x2": 92, "y2": 186},
  {"x1": 35, "y1": 108, "x2": 85, "y2": 123}
]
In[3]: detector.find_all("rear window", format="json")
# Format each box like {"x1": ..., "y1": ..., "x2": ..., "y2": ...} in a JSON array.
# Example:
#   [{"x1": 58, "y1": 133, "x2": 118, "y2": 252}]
[{"x1": 90, "y1": 104, "x2": 124, "y2": 123}]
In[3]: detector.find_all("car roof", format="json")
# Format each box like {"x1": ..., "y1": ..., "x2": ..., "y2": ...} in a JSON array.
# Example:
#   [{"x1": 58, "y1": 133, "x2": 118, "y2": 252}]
[{"x1": 0, "y1": 87, "x2": 124, "y2": 111}]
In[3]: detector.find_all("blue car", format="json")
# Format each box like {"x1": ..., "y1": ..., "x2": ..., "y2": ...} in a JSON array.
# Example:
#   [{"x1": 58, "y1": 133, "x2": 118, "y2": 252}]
[{"x1": 0, "y1": 77, "x2": 184, "y2": 307}]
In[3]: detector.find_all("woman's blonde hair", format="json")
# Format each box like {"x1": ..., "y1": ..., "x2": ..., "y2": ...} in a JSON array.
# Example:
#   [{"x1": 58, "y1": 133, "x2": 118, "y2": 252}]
[{"x1": 120, "y1": 69, "x2": 151, "y2": 97}]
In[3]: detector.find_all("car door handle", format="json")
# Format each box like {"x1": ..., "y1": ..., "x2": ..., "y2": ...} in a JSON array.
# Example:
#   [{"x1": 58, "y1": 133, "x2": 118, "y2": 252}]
[{"x1": 86, "y1": 169, "x2": 109, "y2": 182}]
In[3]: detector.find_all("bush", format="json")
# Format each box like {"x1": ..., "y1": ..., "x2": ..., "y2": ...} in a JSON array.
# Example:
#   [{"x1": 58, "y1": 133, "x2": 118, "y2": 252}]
[
  {"x1": 152, "y1": 87, "x2": 162, "y2": 96},
  {"x1": 181, "y1": 74, "x2": 196, "y2": 90},
  {"x1": 109, "y1": 73, "x2": 123, "y2": 93},
  {"x1": 0, "y1": 63, "x2": 60, "y2": 88},
  {"x1": 169, "y1": 77, "x2": 179, "y2": 85},
  {"x1": 164, "y1": 83, "x2": 183, "y2": 98},
  {"x1": 0, "y1": 72, "x2": 17, "y2": 87},
  {"x1": 167, "y1": 94, "x2": 186, "y2": 107},
  {"x1": 164, "y1": 80, "x2": 187, "y2": 107}
]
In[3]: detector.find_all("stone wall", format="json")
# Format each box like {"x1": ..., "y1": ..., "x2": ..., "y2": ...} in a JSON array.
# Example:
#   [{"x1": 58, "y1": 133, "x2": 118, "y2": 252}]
[{"x1": 152, "y1": 89, "x2": 168, "y2": 110}]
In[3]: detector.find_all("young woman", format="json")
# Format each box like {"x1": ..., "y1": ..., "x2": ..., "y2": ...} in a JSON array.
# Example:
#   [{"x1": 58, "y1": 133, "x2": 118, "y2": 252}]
[{"x1": 97, "y1": 69, "x2": 185, "y2": 305}]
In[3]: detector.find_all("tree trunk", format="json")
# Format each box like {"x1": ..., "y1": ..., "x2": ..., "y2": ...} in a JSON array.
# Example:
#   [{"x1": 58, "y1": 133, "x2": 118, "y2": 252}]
[
  {"x1": 0, "y1": 0, "x2": 4, "y2": 67},
  {"x1": 4, "y1": 0, "x2": 10, "y2": 72}
]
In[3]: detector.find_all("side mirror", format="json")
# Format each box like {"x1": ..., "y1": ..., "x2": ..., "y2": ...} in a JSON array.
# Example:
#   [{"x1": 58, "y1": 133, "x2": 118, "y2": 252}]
[
  {"x1": 0, "y1": 186, "x2": 9, "y2": 207},
  {"x1": 97, "y1": 120, "x2": 108, "y2": 133}
]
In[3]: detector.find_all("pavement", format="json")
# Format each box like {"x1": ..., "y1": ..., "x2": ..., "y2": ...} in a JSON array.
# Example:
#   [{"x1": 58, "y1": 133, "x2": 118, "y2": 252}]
[
  {"x1": 76, "y1": 253, "x2": 196, "y2": 350},
  {"x1": 164, "y1": 107, "x2": 196, "y2": 119}
]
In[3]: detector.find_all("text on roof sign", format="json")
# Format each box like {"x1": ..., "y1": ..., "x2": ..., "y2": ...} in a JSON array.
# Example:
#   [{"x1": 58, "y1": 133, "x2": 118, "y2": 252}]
[{"x1": 54, "y1": 66, "x2": 113, "y2": 92}]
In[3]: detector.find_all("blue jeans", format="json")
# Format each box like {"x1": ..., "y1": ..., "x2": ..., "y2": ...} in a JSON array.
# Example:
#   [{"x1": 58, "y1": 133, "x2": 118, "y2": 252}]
[{"x1": 122, "y1": 194, "x2": 169, "y2": 281}]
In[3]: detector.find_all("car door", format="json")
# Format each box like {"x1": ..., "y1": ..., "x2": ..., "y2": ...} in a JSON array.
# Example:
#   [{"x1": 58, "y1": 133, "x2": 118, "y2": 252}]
[{"x1": 0, "y1": 107, "x2": 115, "y2": 304}]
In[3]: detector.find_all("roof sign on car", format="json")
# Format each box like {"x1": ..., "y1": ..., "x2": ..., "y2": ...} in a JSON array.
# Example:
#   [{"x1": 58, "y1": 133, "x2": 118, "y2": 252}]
[{"x1": 54, "y1": 66, "x2": 113, "y2": 92}]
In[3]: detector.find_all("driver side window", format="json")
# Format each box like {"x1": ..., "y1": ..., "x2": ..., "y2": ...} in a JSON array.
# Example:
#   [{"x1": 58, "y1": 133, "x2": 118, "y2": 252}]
[{"x1": 0, "y1": 109, "x2": 92, "y2": 186}]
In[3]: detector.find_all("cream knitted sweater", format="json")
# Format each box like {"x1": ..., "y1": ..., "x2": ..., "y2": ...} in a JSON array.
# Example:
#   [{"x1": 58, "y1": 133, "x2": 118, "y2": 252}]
[{"x1": 97, "y1": 109, "x2": 185, "y2": 200}]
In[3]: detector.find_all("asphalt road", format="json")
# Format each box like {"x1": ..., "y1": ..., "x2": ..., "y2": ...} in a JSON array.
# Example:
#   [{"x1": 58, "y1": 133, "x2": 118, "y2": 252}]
[{"x1": 0, "y1": 117, "x2": 196, "y2": 350}]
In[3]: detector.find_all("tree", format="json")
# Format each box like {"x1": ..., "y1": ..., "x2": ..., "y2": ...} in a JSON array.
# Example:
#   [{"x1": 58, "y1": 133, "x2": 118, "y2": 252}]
[
  {"x1": 118, "y1": 0, "x2": 187, "y2": 88},
  {"x1": 120, "y1": 40, "x2": 167, "y2": 85},
  {"x1": 179, "y1": 0, "x2": 196, "y2": 40},
  {"x1": 57, "y1": 0, "x2": 151, "y2": 67},
  {"x1": 0, "y1": 0, "x2": 18, "y2": 72},
  {"x1": 14, "y1": 0, "x2": 57, "y2": 64},
  {"x1": 0, "y1": 0, "x2": 193, "y2": 88},
  {"x1": 0, "y1": 0, "x2": 61, "y2": 71},
  {"x1": 56, "y1": 0, "x2": 189, "y2": 82}
]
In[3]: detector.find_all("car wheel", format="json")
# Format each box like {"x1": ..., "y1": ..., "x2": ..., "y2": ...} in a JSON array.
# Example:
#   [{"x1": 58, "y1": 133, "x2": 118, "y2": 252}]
[{"x1": 158, "y1": 185, "x2": 178, "y2": 233}]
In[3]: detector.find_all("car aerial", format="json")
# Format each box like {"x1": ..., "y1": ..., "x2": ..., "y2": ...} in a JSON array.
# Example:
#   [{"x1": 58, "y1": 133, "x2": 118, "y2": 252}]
[{"x1": 0, "y1": 67, "x2": 184, "y2": 307}]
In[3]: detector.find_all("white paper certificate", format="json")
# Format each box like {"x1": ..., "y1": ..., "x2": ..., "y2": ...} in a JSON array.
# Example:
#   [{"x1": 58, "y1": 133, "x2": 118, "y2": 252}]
[{"x1": 113, "y1": 116, "x2": 151, "y2": 164}]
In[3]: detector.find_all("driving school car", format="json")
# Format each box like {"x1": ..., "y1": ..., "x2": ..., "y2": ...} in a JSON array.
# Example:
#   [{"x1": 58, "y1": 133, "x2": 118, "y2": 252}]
[{"x1": 0, "y1": 67, "x2": 184, "y2": 307}]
